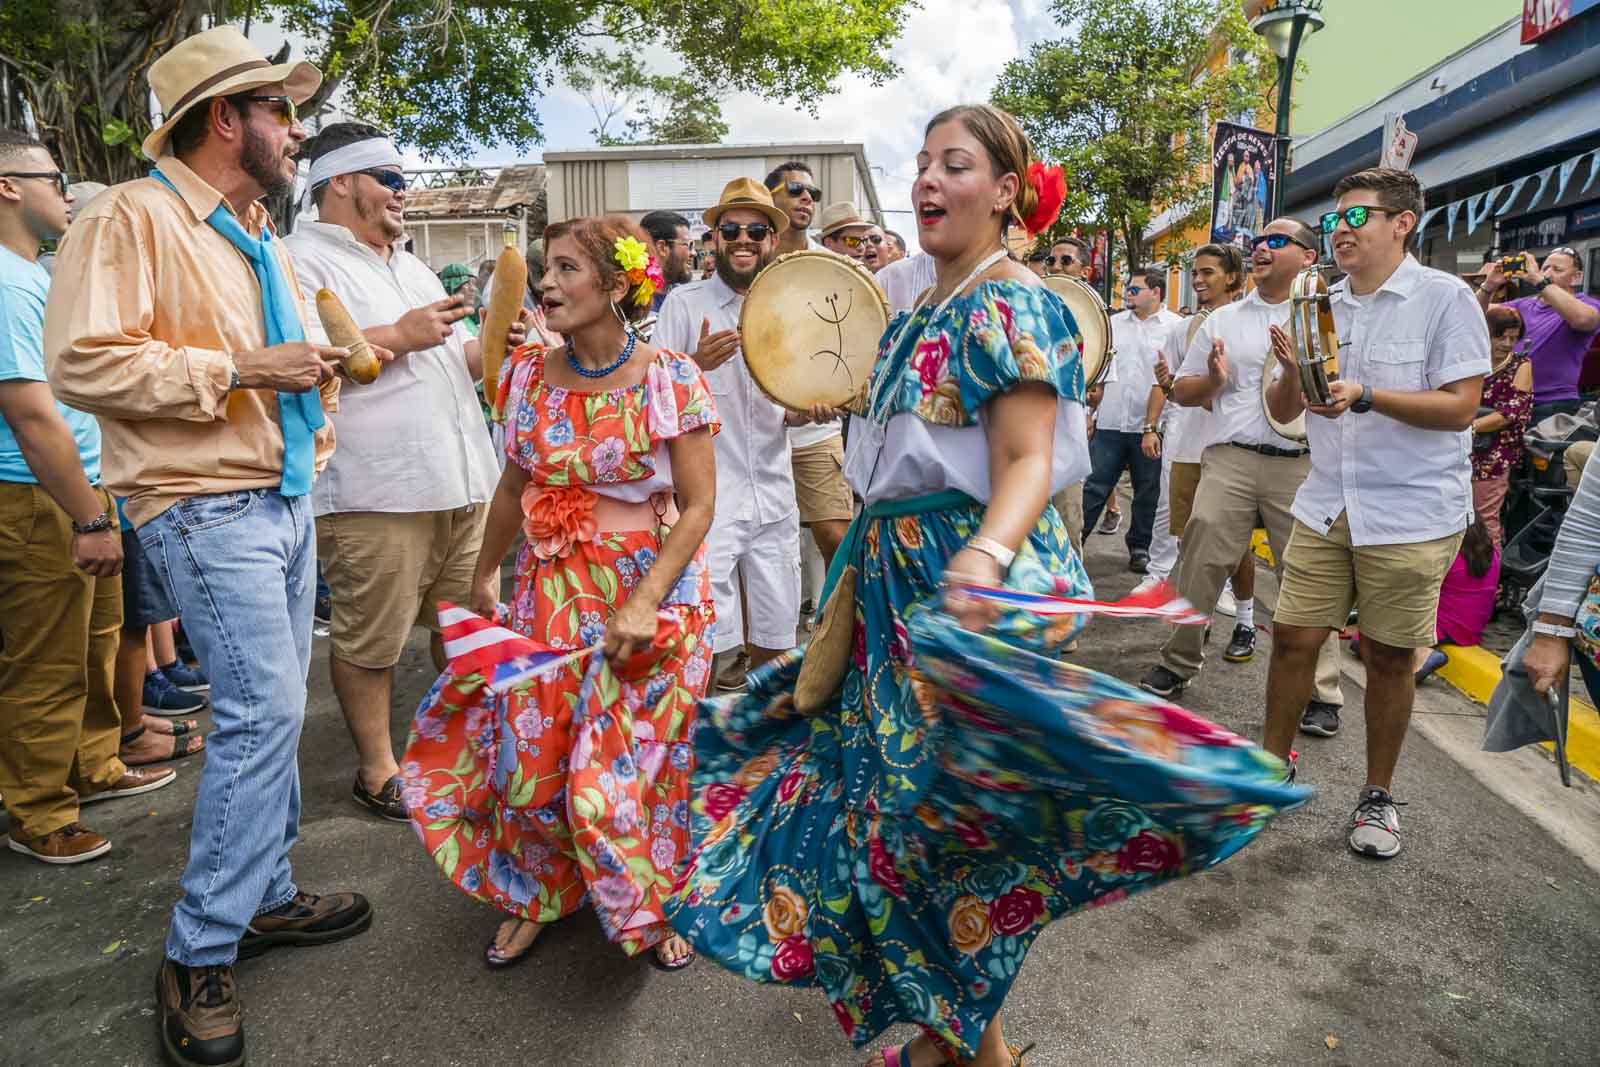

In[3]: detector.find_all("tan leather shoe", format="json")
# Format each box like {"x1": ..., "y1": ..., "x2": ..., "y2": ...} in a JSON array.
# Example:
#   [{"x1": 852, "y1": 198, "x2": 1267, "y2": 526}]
[
  {"x1": 7, "y1": 821, "x2": 111, "y2": 864},
  {"x1": 156, "y1": 958, "x2": 244, "y2": 1067},
  {"x1": 80, "y1": 766, "x2": 177, "y2": 805}
]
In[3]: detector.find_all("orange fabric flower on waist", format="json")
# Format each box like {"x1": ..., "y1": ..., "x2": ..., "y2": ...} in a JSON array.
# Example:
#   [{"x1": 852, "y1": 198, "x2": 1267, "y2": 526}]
[{"x1": 521, "y1": 483, "x2": 598, "y2": 560}]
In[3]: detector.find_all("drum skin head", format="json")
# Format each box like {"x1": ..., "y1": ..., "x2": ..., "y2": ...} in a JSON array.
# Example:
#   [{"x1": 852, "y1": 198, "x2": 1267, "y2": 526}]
[
  {"x1": 1043, "y1": 274, "x2": 1110, "y2": 387},
  {"x1": 739, "y1": 250, "x2": 890, "y2": 411}
]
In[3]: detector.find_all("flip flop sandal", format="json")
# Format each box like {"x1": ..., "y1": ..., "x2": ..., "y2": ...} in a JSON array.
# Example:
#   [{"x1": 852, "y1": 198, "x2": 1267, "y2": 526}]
[
  {"x1": 647, "y1": 940, "x2": 696, "y2": 972},
  {"x1": 120, "y1": 726, "x2": 205, "y2": 766},
  {"x1": 484, "y1": 923, "x2": 543, "y2": 971}
]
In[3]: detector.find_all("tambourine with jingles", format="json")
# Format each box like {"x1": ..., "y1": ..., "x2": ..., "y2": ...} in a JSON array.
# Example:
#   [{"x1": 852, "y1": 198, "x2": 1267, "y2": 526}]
[
  {"x1": 1260, "y1": 267, "x2": 1339, "y2": 445},
  {"x1": 738, "y1": 250, "x2": 890, "y2": 412},
  {"x1": 1043, "y1": 274, "x2": 1113, "y2": 389}
]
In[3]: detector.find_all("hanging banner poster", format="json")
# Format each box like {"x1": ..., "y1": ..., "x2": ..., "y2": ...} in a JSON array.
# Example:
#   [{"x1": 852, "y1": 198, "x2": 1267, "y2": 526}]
[{"x1": 1210, "y1": 122, "x2": 1276, "y2": 252}]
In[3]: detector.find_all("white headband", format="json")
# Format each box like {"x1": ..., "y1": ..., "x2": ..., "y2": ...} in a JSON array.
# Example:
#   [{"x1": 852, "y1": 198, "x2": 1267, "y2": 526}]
[{"x1": 296, "y1": 137, "x2": 405, "y2": 215}]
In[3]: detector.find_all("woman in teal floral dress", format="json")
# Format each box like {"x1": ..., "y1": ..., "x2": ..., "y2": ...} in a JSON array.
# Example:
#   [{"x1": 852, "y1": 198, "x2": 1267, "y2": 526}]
[{"x1": 666, "y1": 106, "x2": 1309, "y2": 1066}]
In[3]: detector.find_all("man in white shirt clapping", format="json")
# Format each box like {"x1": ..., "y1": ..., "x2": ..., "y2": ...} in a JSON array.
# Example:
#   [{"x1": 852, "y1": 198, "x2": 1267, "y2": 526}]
[
  {"x1": 285, "y1": 124, "x2": 521, "y2": 822},
  {"x1": 1263, "y1": 168, "x2": 1489, "y2": 860}
]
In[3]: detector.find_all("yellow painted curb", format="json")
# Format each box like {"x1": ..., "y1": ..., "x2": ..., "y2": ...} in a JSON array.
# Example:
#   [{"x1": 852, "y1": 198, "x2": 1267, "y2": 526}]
[{"x1": 1250, "y1": 527, "x2": 1600, "y2": 778}]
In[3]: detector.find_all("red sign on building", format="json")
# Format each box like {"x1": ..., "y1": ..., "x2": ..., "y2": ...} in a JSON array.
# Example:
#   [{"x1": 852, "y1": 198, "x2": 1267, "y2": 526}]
[{"x1": 1524, "y1": 0, "x2": 1597, "y2": 43}]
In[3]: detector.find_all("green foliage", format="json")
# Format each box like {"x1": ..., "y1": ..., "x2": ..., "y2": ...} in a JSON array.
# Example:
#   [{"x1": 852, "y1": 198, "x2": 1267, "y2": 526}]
[
  {"x1": 569, "y1": 49, "x2": 729, "y2": 146},
  {"x1": 994, "y1": 0, "x2": 1271, "y2": 270}
]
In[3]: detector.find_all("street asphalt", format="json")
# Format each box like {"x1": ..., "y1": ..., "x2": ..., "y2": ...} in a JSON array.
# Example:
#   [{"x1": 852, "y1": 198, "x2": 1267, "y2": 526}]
[{"x1": 4, "y1": 521, "x2": 1600, "y2": 1067}]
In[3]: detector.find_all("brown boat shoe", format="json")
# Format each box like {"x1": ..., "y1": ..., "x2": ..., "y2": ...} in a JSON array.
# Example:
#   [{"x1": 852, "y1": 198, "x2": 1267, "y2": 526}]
[
  {"x1": 80, "y1": 766, "x2": 178, "y2": 804},
  {"x1": 7, "y1": 821, "x2": 112, "y2": 865},
  {"x1": 236, "y1": 889, "x2": 373, "y2": 960},
  {"x1": 155, "y1": 958, "x2": 244, "y2": 1067}
]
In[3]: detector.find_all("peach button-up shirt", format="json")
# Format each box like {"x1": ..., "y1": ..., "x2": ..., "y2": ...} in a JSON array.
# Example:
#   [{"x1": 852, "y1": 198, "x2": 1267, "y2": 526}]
[{"x1": 43, "y1": 156, "x2": 338, "y2": 528}]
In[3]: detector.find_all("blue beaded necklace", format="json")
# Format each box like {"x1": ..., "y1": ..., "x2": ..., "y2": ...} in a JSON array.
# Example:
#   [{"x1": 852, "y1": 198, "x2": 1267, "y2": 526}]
[{"x1": 566, "y1": 331, "x2": 638, "y2": 379}]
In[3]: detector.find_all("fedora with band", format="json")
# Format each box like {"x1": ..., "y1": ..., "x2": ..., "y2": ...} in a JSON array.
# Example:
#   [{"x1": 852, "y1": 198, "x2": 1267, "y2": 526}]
[
  {"x1": 142, "y1": 26, "x2": 321, "y2": 159},
  {"x1": 702, "y1": 177, "x2": 789, "y2": 234}
]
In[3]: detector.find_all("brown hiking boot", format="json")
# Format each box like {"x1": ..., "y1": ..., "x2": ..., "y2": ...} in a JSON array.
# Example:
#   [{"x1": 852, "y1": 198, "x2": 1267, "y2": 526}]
[
  {"x1": 7, "y1": 821, "x2": 111, "y2": 864},
  {"x1": 237, "y1": 889, "x2": 372, "y2": 960},
  {"x1": 155, "y1": 958, "x2": 244, "y2": 1067}
]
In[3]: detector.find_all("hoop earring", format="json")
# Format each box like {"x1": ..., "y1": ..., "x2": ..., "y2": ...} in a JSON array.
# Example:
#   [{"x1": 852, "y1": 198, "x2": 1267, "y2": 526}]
[{"x1": 611, "y1": 299, "x2": 637, "y2": 339}]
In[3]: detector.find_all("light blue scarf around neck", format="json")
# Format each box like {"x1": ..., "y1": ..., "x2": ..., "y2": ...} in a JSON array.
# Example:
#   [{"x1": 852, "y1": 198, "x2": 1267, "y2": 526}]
[{"x1": 152, "y1": 168, "x2": 324, "y2": 497}]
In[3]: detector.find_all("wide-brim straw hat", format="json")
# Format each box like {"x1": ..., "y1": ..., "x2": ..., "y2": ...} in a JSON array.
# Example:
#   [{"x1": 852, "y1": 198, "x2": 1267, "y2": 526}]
[
  {"x1": 815, "y1": 201, "x2": 870, "y2": 238},
  {"x1": 142, "y1": 26, "x2": 321, "y2": 159},
  {"x1": 702, "y1": 177, "x2": 789, "y2": 234}
]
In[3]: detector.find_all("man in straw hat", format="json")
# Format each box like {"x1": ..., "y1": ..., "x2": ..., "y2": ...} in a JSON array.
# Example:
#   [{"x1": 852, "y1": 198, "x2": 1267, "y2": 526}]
[
  {"x1": 654, "y1": 177, "x2": 823, "y2": 688},
  {"x1": 816, "y1": 201, "x2": 875, "y2": 264},
  {"x1": 44, "y1": 26, "x2": 375, "y2": 1067}
]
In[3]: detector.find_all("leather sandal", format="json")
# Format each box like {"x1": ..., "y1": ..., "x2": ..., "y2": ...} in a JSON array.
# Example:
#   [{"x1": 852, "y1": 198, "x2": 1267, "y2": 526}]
[
  {"x1": 119, "y1": 726, "x2": 205, "y2": 766},
  {"x1": 485, "y1": 920, "x2": 543, "y2": 971}
]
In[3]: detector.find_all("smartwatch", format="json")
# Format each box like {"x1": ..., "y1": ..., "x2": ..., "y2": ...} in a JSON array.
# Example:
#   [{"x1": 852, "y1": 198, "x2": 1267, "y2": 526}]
[
  {"x1": 1534, "y1": 278, "x2": 1553, "y2": 294},
  {"x1": 1350, "y1": 384, "x2": 1374, "y2": 414},
  {"x1": 1532, "y1": 621, "x2": 1578, "y2": 640}
]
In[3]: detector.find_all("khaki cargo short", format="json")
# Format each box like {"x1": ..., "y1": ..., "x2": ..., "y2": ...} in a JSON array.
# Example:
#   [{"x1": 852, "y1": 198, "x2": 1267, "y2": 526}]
[
  {"x1": 1274, "y1": 513, "x2": 1463, "y2": 649},
  {"x1": 791, "y1": 435, "x2": 854, "y2": 525},
  {"x1": 1168, "y1": 460, "x2": 1202, "y2": 536},
  {"x1": 315, "y1": 504, "x2": 489, "y2": 669}
]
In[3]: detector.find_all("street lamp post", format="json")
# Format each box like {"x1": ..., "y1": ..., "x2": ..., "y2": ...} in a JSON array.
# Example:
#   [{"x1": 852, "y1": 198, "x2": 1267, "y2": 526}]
[{"x1": 1251, "y1": 0, "x2": 1325, "y2": 220}]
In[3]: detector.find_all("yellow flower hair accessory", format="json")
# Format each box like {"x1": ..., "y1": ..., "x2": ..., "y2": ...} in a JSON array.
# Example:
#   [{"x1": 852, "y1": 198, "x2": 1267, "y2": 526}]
[{"x1": 615, "y1": 234, "x2": 664, "y2": 308}]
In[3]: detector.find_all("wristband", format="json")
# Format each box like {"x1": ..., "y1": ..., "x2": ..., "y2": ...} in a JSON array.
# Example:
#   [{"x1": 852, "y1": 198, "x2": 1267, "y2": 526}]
[
  {"x1": 1532, "y1": 621, "x2": 1578, "y2": 640},
  {"x1": 72, "y1": 511, "x2": 114, "y2": 535},
  {"x1": 966, "y1": 535, "x2": 1016, "y2": 571},
  {"x1": 1350, "y1": 384, "x2": 1374, "y2": 414}
]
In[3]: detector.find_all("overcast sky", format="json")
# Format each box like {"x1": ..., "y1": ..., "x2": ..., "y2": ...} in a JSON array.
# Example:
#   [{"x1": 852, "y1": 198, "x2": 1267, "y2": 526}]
[{"x1": 251, "y1": 1, "x2": 1062, "y2": 251}]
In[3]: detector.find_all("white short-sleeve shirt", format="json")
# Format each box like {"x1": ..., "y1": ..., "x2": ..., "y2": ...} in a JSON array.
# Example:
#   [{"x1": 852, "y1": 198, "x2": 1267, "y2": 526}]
[
  {"x1": 1290, "y1": 254, "x2": 1492, "y2": 546},
  {"x1": 1175, "y1": 291, "x2": 1303, "y2": 453},
  {"x1": 1160, "y1": 315, "x2": 1208, "y2": 463},
  {"x1": 285, "y1": 221, "x2": 498, "y2": 516},
  {"x1": 1099, "y1": 307, "x2": 1181, "y2": 433}
]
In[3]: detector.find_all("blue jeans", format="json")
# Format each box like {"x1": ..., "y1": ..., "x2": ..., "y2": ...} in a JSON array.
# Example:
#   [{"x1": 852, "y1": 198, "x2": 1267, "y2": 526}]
[
  {"x1": 135, "y1": 490, "x2": 316, "y2": 966},
  {"x1": 1080, "y1": 429, "x2": 1162, "y2": 555}
]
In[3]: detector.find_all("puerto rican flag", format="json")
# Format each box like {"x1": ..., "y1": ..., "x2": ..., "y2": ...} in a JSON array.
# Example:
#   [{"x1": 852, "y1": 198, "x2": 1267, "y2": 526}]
[
  {"x1": 437, "y1": 602, "x2": 598, "y2": 693},
  {"x1": 953, "y1": 579, "x2": 1209, "y2": 625}
]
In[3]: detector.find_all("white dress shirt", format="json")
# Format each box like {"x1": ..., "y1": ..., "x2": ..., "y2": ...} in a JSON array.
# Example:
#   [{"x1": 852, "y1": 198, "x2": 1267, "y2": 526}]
[
  {"x1": 653, "y1": 273, "x2": 797, "y2": 525},
  {"x1": 875, "y1": 253, "x2": 937, "y2": 313},
  {"x1": 1099, "y1": 307, "x2": 1181, "y2": 433},
  {"x1": 286, "y1": 221, "x2": 498, "y2": 516},
  {"x1": 1176, "y1": 291, "x2": 1303, "y2": 452},
  {"x1": 1290, "y1": 254, "x2": 1491, "y2": 546},
  {"x1": 1160, "y1": 315, "x2": 1208, "y2": 463}
]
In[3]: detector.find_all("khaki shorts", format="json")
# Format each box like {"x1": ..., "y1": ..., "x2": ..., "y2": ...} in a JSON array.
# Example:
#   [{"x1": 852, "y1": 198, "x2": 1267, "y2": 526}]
[
  {"x1": 1168, "y1": 461, "x2": 1202, "y2": 536},
  {"x1": 1275, "y1": 513, "x2": 1463, "y2": 649},
  {"x1": 315, "y1": 504, "x2": 489, "y2": 668},
  {"x1": 792, "y1": 435, "x2": 853, "y2": 524}
]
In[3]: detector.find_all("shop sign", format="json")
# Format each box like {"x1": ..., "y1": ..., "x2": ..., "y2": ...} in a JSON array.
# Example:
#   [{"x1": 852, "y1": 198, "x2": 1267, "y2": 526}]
[{"x1": 1523, "y1": 0, "x2": 1600, "y2": 44}]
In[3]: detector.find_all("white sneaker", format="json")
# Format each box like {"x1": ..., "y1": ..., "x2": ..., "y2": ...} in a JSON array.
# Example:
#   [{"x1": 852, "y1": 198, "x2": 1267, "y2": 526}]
[
  {"x1": 1348, "y1": 787, "x2": 1402, "y2": 859},
  {"x1": 1131, "y1": 575, "x2": 1162, "y2": 595},
  {"x1": 1215, "y1": 581, "x2": 1238, "y2": 618}
]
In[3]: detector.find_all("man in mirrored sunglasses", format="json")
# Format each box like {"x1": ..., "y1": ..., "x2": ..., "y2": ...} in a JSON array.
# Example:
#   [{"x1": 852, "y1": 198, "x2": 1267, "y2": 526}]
[
  {"x1": 285, "y1": 122, "x2": 517, "y2": 829},
  {"x1": 1263, "y1": 167, "x2": 1489, "y2": 862},
  {"x1": 816, "y1": 201, "x2": 873, "y2": 263}
]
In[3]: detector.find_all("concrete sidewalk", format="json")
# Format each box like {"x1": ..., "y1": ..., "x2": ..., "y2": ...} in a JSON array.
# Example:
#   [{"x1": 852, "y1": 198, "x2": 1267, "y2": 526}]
[{"x1": 4, "y1": 530, "x2": 1600, "y2": 1066}]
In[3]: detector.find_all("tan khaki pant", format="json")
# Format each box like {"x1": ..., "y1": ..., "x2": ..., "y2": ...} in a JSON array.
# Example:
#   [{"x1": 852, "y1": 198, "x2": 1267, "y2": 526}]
[
  {"x1": 1160, "y1": 443, "x2": 1343, "y2": 705},
  {"x1": 1052, "y1": 481, "x2": 1084, "y2": 559},
  {"x1": 0, "y1": 483, "x2": 126, "y2": 838}
]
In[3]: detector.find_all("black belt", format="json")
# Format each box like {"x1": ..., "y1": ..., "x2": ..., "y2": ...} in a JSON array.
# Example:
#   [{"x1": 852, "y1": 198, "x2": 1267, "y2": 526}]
[{"x1": 1229, "y1": 440, "x2": 1308, "y2": 459}]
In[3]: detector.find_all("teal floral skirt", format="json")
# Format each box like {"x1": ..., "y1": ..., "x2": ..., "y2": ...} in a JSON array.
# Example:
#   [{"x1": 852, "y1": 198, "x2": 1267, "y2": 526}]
[{"x1": 666, "y1": 501, "x2": 1307, "y2": 1058}]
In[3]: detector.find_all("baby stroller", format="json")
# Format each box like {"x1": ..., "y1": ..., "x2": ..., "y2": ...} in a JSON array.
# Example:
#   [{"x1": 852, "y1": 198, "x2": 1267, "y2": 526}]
[{"x1": 1498, "y1": 406, "x2": 1597, "y2": 614}]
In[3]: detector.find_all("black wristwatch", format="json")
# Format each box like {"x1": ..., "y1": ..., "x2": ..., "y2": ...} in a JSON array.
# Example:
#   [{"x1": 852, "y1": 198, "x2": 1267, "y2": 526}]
[
  {"x1": 1350, "y1": 384, "x2": 1374, "y2": 414},
  {"x1": 1534, "y1": 278, "x2": 1553, "y2": 294},
  {"x1": 72, "y1": 511, "x2": 114, "y2": 535}
]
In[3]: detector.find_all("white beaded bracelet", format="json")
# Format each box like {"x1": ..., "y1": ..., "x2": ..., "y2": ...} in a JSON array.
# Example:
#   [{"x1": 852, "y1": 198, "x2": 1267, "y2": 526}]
[{"x1": 966, "y1": 535, "x2": 1016, "y2": 570}]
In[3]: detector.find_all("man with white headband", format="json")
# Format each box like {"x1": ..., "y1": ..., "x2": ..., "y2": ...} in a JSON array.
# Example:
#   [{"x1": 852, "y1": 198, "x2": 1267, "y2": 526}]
[{"x1": 285, "y1": 122, "x2": 518, "y2": 822}]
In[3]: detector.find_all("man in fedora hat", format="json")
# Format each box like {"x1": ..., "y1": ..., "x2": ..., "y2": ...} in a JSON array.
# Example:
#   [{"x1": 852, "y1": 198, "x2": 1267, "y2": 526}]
[
  {"x1": 44, "y1": 26, "x2": 374, "y2": 1067},
  {"x1": 654, "y1": 177, "x2": 820, "y2": 687},
  {"x1": 816, "y1": 201, "x2": 875, "y2": 264}
]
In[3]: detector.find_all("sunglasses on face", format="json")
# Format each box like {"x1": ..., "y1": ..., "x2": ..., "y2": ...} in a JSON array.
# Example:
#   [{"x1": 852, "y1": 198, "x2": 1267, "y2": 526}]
[
  {"x1": 0, "y1": 170, "x2": 69, "y2": 197},
  {"x1": 1045, "y1": 255, "x2": 1076, "y2": 267},
  {"x1": 357, "y1": 167, "x2": 408, "y2": 194},
  {"x1": 1124, "y1": 286, "x2": 1144, "y2": 296},
  {"x1": 774, "y1": 179, "x2": 822, "y2": 201},
  {"x1": 1320, "y1": 205, "x2": 1399, "y2": 234},
  {"x1": 839, "y1": 233, "x2": 886, "y2": 249},
  {"x1": 240, "y1": 94, "x2": 299, "y2": 126},
  {"x1": 1250, "y1": 233, "x2": 1312, "y2": 252},
  {"x1": 718, "y1": 222, "x2": 771, "y2": 242}
]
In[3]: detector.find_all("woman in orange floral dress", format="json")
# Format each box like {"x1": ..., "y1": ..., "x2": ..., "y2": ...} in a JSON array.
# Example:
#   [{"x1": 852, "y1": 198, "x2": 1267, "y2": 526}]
[{"x1": 402, "y1": 215, "x2": 719, "y2": 971}]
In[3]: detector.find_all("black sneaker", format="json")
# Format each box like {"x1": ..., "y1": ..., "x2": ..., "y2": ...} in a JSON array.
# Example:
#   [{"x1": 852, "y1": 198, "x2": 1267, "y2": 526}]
[
  {"x1": 1138, "y1": 664, "x2": 1186, "y2": 698},
  {"x1": 1222, "y1": 623, "x2": 1256, "y2": 663},
  {"x1": 313, "y1": 592, "x2": 333, "y2": 626},
  {"x1": 1098, "y1": 509, "x2": 1123, "y2": 535},
  {"x1": 1299, "y1": 700, "x2": 1341, "y2": 737},
  {"x1": 156, "y1": 959, "x2": 244, "y2": 1067},
  {"x1": 1128, "y1": 551, "x2": 1151, "y2": 575},
  {"x1": 237, "y1": 890, "x2": 373, "y2": 960}
]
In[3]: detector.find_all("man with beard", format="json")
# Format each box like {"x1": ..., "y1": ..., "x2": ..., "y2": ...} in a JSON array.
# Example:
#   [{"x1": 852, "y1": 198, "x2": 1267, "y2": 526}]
[
  {"x1": 284, "y1": 123, "x2": 511, "y2": 825},
  {"x1": 43, "y1": 28, "x2": 371, "y2": 1067},
  {"x1": 768, "y1": 161, "x2": 823, "y2": 254},
  {"x1": 640, "y1": 210, "x2": 694, "y2": 311},
  {"x1": 654, "y1": 179, "x2": 806, "y2": 686}
]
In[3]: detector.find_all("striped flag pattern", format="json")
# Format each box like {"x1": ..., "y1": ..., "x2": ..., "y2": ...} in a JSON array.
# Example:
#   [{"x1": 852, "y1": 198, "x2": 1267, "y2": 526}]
[
  {"x1": 437, "y1": 602, "x2": 598, "y2": 693},
  {"x1": 952, "y1": 579, "x2": 1210, "y2": 626}
]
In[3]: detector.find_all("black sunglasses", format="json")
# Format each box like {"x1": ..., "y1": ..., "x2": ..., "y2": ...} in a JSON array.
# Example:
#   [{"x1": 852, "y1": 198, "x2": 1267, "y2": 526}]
[
  {"x1": 718, "y1": 222, "x2": 772, "y2": 242},
  {"x1": 1320, "y1": 205, "x2": 1399, "y2": 234},
  {"x1": 238, "y1": 94, "x2": 299, "y2": 126},
  {"x1": 0, "y1": 170, "x2": 69, "y2": 197},
  {"x1": 356, "y1": 167, "x2": 408, "y2": 194},
  {"x1": 773, "y1": 179, "x2": 822, "y2": 201},
  {"x1": 1250, "y1": 233, "x2": 1313, "y2": 252},
  {"x1": 1045, "y1": 254, "x2": 1076, "y2": 266}
]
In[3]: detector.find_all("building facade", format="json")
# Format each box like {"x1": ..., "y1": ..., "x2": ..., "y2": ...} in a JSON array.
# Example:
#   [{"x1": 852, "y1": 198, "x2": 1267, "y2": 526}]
[{"x1": 401, "y1": 164, "x2": 545, "y2": 273}]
